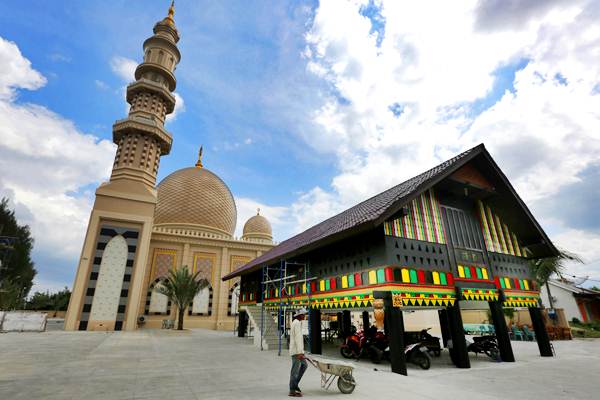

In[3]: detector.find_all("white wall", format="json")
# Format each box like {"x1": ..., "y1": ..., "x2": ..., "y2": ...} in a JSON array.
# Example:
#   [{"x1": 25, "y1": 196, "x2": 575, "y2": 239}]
[{"x1": 540, "y1": 284, "x2": 582, "y2": 322}]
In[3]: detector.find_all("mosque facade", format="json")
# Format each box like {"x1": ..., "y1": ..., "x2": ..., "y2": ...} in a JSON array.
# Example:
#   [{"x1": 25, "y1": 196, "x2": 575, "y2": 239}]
[{"x1": 64, "y1": 4, "x2": 274, "y2": 332}]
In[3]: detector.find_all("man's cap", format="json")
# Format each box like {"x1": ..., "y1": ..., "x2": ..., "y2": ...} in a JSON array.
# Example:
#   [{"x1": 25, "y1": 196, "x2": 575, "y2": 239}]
[{"x1": 295, "y1": 308, "x2": 308, "y2": 316}]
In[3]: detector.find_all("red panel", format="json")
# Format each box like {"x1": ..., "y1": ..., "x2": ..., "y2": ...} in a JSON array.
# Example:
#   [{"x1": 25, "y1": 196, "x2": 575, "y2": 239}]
[
  {"x1": 446, "y1": 273, "x2": 454, "y2": 286},
  {"x1": 494, "y1": 276, "x2": 501, "y2": 289},
  {"x1": 514, "y1": 278, "x2": 521, "y2": 290},
  {"x1": 310, "y1": 281, "x2": 316, "y2": 293},
  {"x1": 470, "y1": 266, "x2": 477, "y2": 278},
  {"x1": 355, "y1": 273, "x2": 362, "y2": 286},
  {"x1": 385, "y1": 267, "x2": 394, "y2": 282},
  {"x1": 330, "y1": 278, "x2": 336, "y2": 290},
  {"x1": 417, "y1": 270, "x2": 426, "y2": 284}
]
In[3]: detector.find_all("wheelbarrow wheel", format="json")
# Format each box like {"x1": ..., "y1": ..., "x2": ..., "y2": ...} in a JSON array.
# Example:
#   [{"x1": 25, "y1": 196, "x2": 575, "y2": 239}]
[{"x1": 337, "y1": 373, "x2": 356, "y2": 394}]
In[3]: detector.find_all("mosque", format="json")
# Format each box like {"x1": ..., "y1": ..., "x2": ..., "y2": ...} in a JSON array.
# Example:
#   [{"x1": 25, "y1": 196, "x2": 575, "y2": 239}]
[{"x1": 64, "y1": 3, "x2": 274, "y2": 331}]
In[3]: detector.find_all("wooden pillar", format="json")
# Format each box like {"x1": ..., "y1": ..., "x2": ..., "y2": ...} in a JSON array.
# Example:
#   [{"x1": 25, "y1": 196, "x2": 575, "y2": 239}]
[
  {"x1": 362, "y1": 310, "x2": 370, "y2": 330},
  {"x1": 342, "y1": 310, "x2": 351, "y2": 336},
  {"x1": 384, "y1": 298, "x2": 407, "y2": 375},
  {"x1": 529, "y1": 307, "x2": 553, "y2": 357},
  {"x1": 447, "y1": 303, "x2": 470, "y2": 368},
  {"x1": 438, "y1": 309, "x2": 450, "y2": 348},
  {"x1": 237, "y1": 310, "x2": 248, "y2": 337},
  {"x1": 489, "y1": 301, "x2": 515, "y2": 362},
  {"x1": 309, "y1": 308, "x2": 322, "y2": 355}
]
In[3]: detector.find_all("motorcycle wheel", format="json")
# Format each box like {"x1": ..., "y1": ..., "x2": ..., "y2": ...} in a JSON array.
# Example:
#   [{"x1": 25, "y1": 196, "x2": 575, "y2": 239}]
[
  {"x1": 369, "y1": 347, "x2": 383, "y2": 364},
  {"x1": 488, "y1": 348, "x2": 501, "y2": 362},
  {"x1": 337, "y1": 374, "x2": 356, "y2": 394},
  {"x1": 340, "y1": 346, "x2": 354, "y2": 359},
  {"x1": 413, "y1": 352, "x2": 431, "y2": 370}
]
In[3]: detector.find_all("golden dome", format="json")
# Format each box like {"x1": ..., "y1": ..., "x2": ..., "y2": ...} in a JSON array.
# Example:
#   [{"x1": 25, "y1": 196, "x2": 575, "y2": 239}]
[
  {"x1": 154, "y1": 166, "x2": 237, "y2": 236},
  {"x1": 242, "y1": 210, "x2": 272, "y2": 240}
]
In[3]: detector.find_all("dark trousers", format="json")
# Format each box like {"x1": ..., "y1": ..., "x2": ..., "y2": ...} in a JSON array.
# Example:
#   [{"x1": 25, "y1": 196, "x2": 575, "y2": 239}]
[{"x1": 289, "y1": 356, "x2": 307, "y2": 392}]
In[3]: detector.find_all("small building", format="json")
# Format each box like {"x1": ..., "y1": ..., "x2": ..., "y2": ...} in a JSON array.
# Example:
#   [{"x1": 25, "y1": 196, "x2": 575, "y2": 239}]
[
  {"x1": 540, "y1": 279, "x2": 600, "y2": 322},
  {"x1": 224, "y1": 144, "x2": 557, "y2": 374}
]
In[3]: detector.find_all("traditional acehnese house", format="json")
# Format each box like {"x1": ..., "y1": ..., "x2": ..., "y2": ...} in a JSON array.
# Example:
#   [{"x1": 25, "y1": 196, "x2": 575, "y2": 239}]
[{"x1": 224, "y1": 144, "x2": 558, "y2": 375}]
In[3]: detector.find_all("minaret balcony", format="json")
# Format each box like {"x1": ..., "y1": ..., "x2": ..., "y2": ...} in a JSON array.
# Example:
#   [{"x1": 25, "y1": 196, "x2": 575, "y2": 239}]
[
  {"x1": 126, "y1": 79, "x2": 176, "y2": 114},
  {"x1": 135, "y1": 63, "x2": 177, "y2": 91},
  {"x1": 112, "y1": 117, "x2": 173, "y2": 155}
]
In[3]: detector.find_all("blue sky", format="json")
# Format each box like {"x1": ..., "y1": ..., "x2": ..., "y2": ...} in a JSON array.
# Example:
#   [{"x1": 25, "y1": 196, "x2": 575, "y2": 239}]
[{"x1": 0, "y1": 0, "x2": 599, "y2": 293}]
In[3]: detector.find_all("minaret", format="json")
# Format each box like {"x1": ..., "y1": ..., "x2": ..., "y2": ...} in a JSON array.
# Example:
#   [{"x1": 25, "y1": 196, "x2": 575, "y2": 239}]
[{"x1": 65, "y1": 3, "x2": 182, "y2": 332}]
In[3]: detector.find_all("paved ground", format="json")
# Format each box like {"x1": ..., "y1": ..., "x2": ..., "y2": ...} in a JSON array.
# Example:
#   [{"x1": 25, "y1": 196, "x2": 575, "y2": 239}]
[{"x1": 1, "y1": 329, "x2": 599, "y2": 400}]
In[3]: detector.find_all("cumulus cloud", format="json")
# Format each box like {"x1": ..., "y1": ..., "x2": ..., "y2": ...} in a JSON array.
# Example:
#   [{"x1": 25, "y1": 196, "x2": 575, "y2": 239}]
[
  {"x1": 0, "y1": 36, "x2": 115, "y2": 290},
  {"x1": 290, "y1": 0, "x2": 600, "y2": 280},
  {"x1": 109, "y1": 55, "x2": 137, "y2": 82}
]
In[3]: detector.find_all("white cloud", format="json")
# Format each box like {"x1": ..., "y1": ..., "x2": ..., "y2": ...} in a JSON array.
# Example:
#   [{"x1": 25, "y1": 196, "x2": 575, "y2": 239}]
[
  {"x1": 0, "y1": 36, "x2": 115, "y2": 267},
  {"x1": 109, "y1": 56, "x2": 137, "y2": 82},
  {"x1": 552, "y1": 229, "x2": 600, "y2": 282},
  {"x1": 166, "y1": 91, "x2": 185, "y2": 122},
  {"x1": 94, "y1": 79, "x2": 109, "y2": 90},
  {"x1": 0, "y1": 38, "x2": 46, "y2": 100},
  {"x1": 285, "y1": 0, "x2": 600, "y2": 279}
]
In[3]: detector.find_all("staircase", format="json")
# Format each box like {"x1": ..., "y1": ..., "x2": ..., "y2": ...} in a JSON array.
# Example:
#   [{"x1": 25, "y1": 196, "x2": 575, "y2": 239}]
[{"x1": 243, "y1": 305, "x2": 288, "y2": 351}]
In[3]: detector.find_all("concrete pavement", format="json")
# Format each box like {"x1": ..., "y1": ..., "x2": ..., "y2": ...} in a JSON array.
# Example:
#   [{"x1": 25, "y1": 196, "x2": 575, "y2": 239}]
[{"x1": 0, "y1": 329, "x2": 599, "y2": 399}]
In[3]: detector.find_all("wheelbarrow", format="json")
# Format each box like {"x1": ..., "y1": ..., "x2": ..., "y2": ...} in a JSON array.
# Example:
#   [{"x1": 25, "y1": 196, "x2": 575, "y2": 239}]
[{"x1": 306, "y1": 357, "x2": 356, "y2": 394}]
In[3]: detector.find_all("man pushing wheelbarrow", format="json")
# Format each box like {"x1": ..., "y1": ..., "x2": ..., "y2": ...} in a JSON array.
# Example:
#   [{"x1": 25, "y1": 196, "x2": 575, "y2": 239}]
[{"x1": 288, "y1": 308, "x2": 356, "y2": 396}]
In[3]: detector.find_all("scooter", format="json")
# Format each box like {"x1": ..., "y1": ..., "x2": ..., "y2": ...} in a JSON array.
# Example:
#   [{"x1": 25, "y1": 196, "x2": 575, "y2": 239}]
[
  {"x1": 467, "y1": 335, "x2": 501, "y2": 361},
  {"x1": 405, "y1": 342, "x2": 432, "y2": 370},
  {"x1": 340, "y1": 327, "x2": 389, "y2": 364},
  {"x1": 405, "y1": 328, "x2": 442, "y2": 357}
]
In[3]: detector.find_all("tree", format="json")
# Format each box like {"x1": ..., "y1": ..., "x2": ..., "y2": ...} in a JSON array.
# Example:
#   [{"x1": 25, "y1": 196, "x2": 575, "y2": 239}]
[
  {"x1": 530, "y1": 249, "x2": 582, "y2": 310},
  {"x1": 0, "y1": 198, "x2": 37, "y2": 309},
  {"x1": 157, "y1": 266, "x2": 209, "y2": 330},
  {"x1": 26, "y1": 287, "x2": 71, "y2": 311}
]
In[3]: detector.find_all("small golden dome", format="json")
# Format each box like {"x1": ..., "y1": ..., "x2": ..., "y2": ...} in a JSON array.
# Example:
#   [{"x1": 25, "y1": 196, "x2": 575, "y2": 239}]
[
  {"x1": 154, "y1": 166, "x2": 237, "y2": 236},
  {"x1": 242, "y1": 209, "x2": 272, "y2": 240}
]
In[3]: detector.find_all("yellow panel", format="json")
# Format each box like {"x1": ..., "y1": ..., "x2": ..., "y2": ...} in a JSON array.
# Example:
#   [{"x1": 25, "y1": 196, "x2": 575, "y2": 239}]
[
  {"x1": 523, "y1": 280, "x2": 530, "y2": 290},
  {"x1": 482, "y1": 268, "x2": 489, "y2": 280},
  {"x1": 303, "y1": 283, "x2": 307, "y2": 294},
  {"x1": 368, "y1": 270, "x2": 377, "y2": 285},
  {"x1": 432, "y1": 271, "x2": 440, "y2": 285},
  {"x1": 458, "y1": 265, "x2": 465, "y2": 278},
  {"x1": 401, "y1": 268, "x2": 410, "y2": 283},
  {"x1": 504, "y1": 277, "x2": 511, "y2": 289},
  {"x1": 342, "y1": 276, "x2": 348, "y2": 289},
  {"x1": 319, "y1": 280, "x2": 325, "y2": 291}
]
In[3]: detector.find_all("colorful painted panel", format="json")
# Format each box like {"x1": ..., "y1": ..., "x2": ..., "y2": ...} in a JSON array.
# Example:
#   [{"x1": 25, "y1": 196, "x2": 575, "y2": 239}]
[
  {"x1": 392, "y1": 287, "x2": 456, "y2": 307},
  {"x1": 503, "y1": 290, "x2": 540, "y2": 307},
  {"x1": 384, "y1": 189, "x2": 446, "y2": 244},
  {"x1": 477, "y1": 200, "x2": 523, "y2": 256},
  {"x1": 461, "y1": 288, "x2": 499, "y2": 301}
]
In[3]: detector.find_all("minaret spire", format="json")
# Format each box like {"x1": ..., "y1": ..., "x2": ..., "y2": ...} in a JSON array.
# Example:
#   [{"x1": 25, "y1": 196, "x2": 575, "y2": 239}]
[{"x1": 109, "y1": 2, "x2": 182, "y2": 187}]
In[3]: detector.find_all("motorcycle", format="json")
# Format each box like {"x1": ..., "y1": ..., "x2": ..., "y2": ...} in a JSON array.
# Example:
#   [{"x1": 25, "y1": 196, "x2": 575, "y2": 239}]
[
  {"x1": 340, "y1": 327, "x2": 389, "y2": 364},
  {"x1": 405, "y1": 328, "x2": 441, "y2": 357},
  {"x1": 467, "y1": 335, "x2": 501, "y2": 361},
  {"x1": 405, "y1": 342, "x2": 432, "y2": 370}
]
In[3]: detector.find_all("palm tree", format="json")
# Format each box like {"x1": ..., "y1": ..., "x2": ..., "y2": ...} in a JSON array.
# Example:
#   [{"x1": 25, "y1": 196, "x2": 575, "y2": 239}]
[
  {"x1": 530, "y1": 249, "x2": 582, "y2": 310},
  {"x1": 157, "y1": 266, "x2": 209, "y2": 330}
]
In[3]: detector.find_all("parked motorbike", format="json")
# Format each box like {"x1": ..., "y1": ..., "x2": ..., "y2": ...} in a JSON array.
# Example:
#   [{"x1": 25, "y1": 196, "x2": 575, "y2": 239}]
[
  {"x1": 405, "y1": 328, "x2": 441, "y2": 357},
  {"x1": 340, "y1": 326, "x2": 389, "y2": 364},
  {"x1": 467, "y1": 335, "x2": 501, "y2": 361},
  {"x1": 405, "y1": 342, "x2": 432, "y2": 370}
]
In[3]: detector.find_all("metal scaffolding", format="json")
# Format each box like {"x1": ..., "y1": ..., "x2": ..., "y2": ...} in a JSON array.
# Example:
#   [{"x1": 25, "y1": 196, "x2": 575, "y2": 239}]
[{"x1": 260, "y1": 260, "x2": 314, "y2": 355}]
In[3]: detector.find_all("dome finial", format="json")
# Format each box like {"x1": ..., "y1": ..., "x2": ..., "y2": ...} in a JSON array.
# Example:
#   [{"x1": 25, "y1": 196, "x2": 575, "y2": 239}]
[
  {"x1": 168, "y1": 1, "x2": 175, "y2": 19},
  {"x1": 257, "y1": 208, "x2": 260, "y2": 215},
  {"x1": 195, "y1": 146, "x2": 203, "y2": 168}
]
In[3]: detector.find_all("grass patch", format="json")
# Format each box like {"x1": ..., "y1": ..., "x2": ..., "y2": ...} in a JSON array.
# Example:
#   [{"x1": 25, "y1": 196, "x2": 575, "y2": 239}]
[{"x1": 570, "y1": 321, "x2": 600, "y2": 338}]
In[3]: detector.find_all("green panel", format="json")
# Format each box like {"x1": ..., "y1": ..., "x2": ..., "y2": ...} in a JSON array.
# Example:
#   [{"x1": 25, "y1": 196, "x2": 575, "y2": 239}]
[
  {"x1": 377, "y1": 269, "x2": 386, "y2": 283},
  {"x1": 440, "y1": 273, "x2": 447, "y2": 286},
  {"x1": 325, "y1": 280, "x2": 331, "y2": 291},
  {"x1": 409, "y1": 269, "x2": 418, "y2": 284},
  {"x1": 476, "y1": 268, "x2": 483, "y2": 279},
  {"x1": 464, "y1": 267, "x2": 472, "y2": 279},
  {"x1": 500, "y1": 278, "x2": 506, "y2": 288},
  {"x1": 348, "y1": 274, "x2": 355, "y2": 288}
]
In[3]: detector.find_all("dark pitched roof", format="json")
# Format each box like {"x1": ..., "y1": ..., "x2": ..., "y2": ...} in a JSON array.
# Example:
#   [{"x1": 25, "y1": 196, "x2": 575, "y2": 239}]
[
  {"x1": 224, "y1": 143, "x2": 559, "y2": 281},
  {"x1": 223, "y1": 144, "x2": 485, "y2": 280}
]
